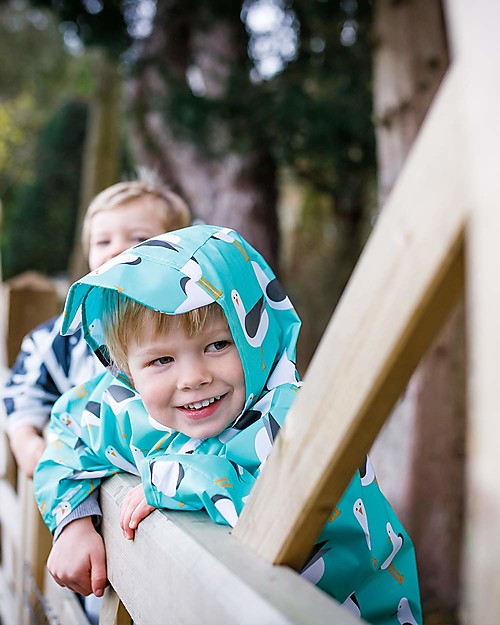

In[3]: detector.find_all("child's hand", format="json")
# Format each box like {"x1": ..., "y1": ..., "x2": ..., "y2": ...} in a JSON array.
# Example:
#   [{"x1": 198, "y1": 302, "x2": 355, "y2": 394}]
[
  {"x1": 120, "y1": 483, "x2": 155, "y2": 540},
  {"x1": 47, "y1": 517, "x2": 107, "y2": 597},
  {"x1": 9, "y1": 425, "x2": 46, "y2": 477}
]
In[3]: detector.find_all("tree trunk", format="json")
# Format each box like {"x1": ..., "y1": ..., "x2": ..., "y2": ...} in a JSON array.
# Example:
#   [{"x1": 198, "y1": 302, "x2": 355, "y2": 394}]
[
  {"x1": 70, "y1": 51, "x2": 122, "y2": 279},
  {"x1": 127, "y1": 5, "x2": 278, "y2": 266},
  {"x1": 371, "y1": 1, "x2": 464, "y2": 623}
]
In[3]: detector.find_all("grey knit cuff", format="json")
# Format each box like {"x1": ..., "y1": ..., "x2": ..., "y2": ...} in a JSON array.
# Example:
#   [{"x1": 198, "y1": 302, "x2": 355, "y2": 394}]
[{"x1": 53, "y1": 490, "x2": 102, "y2": 541}]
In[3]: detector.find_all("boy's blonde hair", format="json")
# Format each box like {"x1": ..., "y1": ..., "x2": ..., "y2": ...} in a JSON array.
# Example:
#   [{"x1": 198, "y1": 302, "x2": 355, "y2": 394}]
[
  {"x1": 101, "y1": 289, "x2": 226, "y2": 375},
  {"x1": 82, "y1": 169, "x2": 190, "y2": 254}
]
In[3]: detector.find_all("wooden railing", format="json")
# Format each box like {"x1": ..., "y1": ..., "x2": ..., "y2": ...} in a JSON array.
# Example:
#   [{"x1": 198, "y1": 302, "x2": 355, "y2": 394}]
[
  {"x1": 1, "y1": 2, "x2": 500, "y2": 623},
  {"x1": 98, "y1": 473, "x2": 356, "y2": 625},
  {"x1": 0, "y1": 272, "x2": 91, "y2": 625}
]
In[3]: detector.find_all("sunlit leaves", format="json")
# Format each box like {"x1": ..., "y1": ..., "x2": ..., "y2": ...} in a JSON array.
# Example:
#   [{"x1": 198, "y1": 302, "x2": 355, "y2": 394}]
[{"x1": 0, "y1": 93, "x2": 35, "y2": 181}]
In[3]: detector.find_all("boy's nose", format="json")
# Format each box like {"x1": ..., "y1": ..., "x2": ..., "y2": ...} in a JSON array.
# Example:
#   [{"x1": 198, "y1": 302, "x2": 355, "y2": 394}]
[{"x1": 177, "y1": 363, "x2": 212, "y2": 391}]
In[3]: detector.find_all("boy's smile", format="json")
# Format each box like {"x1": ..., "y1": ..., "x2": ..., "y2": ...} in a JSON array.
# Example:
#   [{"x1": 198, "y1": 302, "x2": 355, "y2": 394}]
[
  {"x1": 127, "y1": 315, "x2": 246, "y2": 439},
  {"x1": 178, "y1": 394, "x2": 224, "y2": 419}
]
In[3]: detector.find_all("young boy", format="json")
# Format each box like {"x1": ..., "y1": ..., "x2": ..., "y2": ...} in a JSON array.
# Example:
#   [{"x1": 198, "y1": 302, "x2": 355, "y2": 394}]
[
  {"x1": 34, "y1": 225, "x2": 422, "y2": 625},
  {"x1": 3, "y1": 172, "x2": 191, "y2": 477}
]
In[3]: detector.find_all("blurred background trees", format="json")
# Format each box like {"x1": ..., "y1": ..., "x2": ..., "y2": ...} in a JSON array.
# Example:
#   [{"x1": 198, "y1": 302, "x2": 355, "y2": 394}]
[
  {"x1": 0, "y1": 2, "x2": 463, "y2": 621},
  {"x1": 0, "y1": 0, "x2": 375, "y2": 367}
]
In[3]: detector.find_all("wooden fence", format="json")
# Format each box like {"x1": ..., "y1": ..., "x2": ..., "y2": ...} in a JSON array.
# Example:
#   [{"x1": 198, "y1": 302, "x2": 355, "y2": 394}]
[
  {"x1": 0, "y1": 273, "x2": 91, "y2": 625},
  {"x1": 1, "y1": 1, "x2": 500, "y2": 623}
]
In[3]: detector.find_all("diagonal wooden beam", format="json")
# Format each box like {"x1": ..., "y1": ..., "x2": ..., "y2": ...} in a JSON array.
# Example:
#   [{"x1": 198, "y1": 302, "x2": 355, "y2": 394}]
[
  {"x1": 233, "y1": 66, "x2": 468, "y2": 569},
  {"x1": 445, "y1": 2, "x2": 500, "y2": 623}
]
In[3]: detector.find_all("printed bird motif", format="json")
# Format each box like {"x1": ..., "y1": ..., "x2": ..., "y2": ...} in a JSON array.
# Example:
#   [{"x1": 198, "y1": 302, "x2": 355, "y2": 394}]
[
  {"x1": 176, "y1": 275, "x2": 214, "y2": 313},
  {"x1": 175, "y1": 257, "x2": 218, "y2": 313},
  {"x1": 178, "y1": 438, "x2": 204, "y2": 454},
  {"x1": 218, "y1": 408, "x2": 262, "y2": 444},
  {"x1": 53, "y1": 501, "x2": 72, "y2": 525},
  {"x1": 151, "y1": 460, "x2": 185, "y2": 497},
  {"x1": 104, "y1": 385, "x2": 138, "y2": 415},
  {"x1": 81, "y1": 401, "x2": 101, "y2": 428},
  {"x1": 219, "y1": 389, "x2": 275, "y2": 443},
  {"x1": 231, "y1": 289, "x2": 269, "y2": 351},
  {"x1": 254, "y1": 413, "x2": 280, "y2": 463},
  {"x1": 211, "y1": 494, "x2": 239, "y2": 527},
  {"x1": 68, "y1": 468, "x2": 112, "y2": 480},
  {"x1": 228, "y1": 459, "x2": 245, "y2": 480},
  {"x1": 300, "y1": 540, "x2": 331, "y2": 585},
  {"x1": 211, "y1": 228, "x2": 250, "y2": 260},
  {"x1": 60, "y1": 411, "x2": 82, "y2": 436},
  {"x1": 130, "y1": 444, "x2": 145, "y2": 470},
  {"x1": 396, "y1": 597, "x2": 418, "y2": 625},
  {"x1": 94, "y1": 345, "x2": 111, "y2": 368},
  {"x1": 342, "y1": 593, "x2": 361, "y2": 619},
  {"x1": 52, "y1": 484, "x2": 82, "y2": 525},
  {"x1": 148, "y1": 414, "x2": 173, "y2": 432},
  {"x1": 251, "y1": 260, "x2": 293, "y2": 310},
  {"x1": 105, "y1": 445, "x2": 140, "y2": 476},
  {"x1": 353, "y1": 498, "x2": 371, "y2": 550},
  {"x1": 89, "y1": 253, "x2": 141, "y2": 276},
  {"x1": 266, "y1": 350, "x2": 298, "y2": 389},
  {"x1": 380, "y1": 522, "x2": 404, "y2": 570},
  {"x1": 359, "y1": 455, "x2": 376, "y2": 487},
  {"x1": 135, "y1": 233, "x2": 182, "y2": 252}
]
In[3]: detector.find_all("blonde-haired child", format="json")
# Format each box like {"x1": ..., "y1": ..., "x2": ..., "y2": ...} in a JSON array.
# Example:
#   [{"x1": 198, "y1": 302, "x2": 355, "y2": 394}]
[
  {"x1": 35, "y1": 225, "x2": 421, "y2": 625},
  {"x1": 3, "y1": 172, "x2": 190, "y2": 477}
]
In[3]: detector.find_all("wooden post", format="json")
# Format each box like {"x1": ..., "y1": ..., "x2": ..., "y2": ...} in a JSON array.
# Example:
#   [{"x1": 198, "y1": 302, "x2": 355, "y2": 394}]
[
  {"x1": 233, "y1": 68, "x2": 467, "y2": 568},
  {"x1": 5, "y1": 271, "x2": 60, "y2": 367},
  {"x1": 70, "y1": 51, "x2": 122, "y2": 280},
  {"x1": 1, "y1": 272, "x2": 58, "y2": 622},
  {"x1": 16, "y1": 474, "x2": 52, "y2": 625},
  {"x1": 44, "y1": 573, "x2": 92, "y2": 625},
  {"x1": 0, "y1": 472, "x2": 21, "y2": 625},
  {"x1": 100, "y1": 586, "x2": 132, "y2": 625},
  {"x1": 445, "y1": 1, "x2": 500, "y2": 623}
]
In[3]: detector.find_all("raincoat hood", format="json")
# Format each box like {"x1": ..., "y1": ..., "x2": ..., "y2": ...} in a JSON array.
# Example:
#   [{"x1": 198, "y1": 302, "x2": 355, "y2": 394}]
[{"x1": 62, "y1": 225, "x2": 301, "y2": 416}]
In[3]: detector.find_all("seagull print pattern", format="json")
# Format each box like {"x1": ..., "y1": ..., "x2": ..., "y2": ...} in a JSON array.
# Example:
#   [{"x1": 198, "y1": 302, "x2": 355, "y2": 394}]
[{"x1": 34, "y1": 225, "x2": 421, "y2": 625}]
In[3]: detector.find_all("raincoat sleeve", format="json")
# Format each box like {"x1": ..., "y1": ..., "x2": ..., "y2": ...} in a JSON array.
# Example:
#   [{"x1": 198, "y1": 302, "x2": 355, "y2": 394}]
[
  {"x1": 33, "y1": 371, "x2": 119, "y2": 535},
  {"x1": 2, "y1": 314, "x2": 99, "y2": 436},
  {"x1": 3, "y1": 316, "x2": 63, "y2": 435},
  {"x1": 140, "y1": 452, "x2": 258, "y2": 527},
  {"x1": 303, "y1": 463, "x2": 422, "y2": 625}
]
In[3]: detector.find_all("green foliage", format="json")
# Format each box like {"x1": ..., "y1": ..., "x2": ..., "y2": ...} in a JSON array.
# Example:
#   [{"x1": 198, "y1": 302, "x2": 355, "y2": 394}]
[
  {"x1": 2, "y1": 100, "x2": 88, "y2": 279},
  {"x1": 0, "y1": 1, "x2": 95, "y2": 222},
  {"x1": 30, "y1": 0, "x2": 130, "y2": 59},
  {"x1": 141, "y1": 0, "x2": 375, "y2": 200},
  {"x1": 0, "y1": 1, "x2": 99, "y2": 278},
  {"x1": 26, "y1": 0, "x2": 375, "y2": 202},
  {"x1": 0, "y1": 92, "x2": 36, "y2": 186},
  {"x1": 0, "y1": 2, "x2": 94, "y2": 106}
]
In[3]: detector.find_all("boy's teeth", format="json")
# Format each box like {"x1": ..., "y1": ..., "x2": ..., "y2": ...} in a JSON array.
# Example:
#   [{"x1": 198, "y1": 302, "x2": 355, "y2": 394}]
[{"x1": 184, "y1": 395, "x2": 221, "y2": 410}]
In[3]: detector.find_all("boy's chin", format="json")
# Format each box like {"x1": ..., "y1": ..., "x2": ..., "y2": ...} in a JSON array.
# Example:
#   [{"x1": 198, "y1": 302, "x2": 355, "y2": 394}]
[
  {"x1": 178, "y1": 417, "x2": 232, "y2": 441},
  {"x1": 180, "y1": 424, "x2": 225, "y2": 440}
]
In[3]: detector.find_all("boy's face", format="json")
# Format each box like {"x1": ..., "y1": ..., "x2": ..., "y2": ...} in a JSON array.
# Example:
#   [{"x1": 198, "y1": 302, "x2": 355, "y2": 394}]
[
  {"x1": 127, "y1": 314, "x2": 246, "y2": 439},
  {"x1": 88, "y1": 197, "x2": 167, "y2": 271}
]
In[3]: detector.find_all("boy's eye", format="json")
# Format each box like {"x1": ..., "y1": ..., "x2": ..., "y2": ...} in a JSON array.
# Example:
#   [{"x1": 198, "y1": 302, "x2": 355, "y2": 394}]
[
  {"x1": 131, "y1": 235, "x2": 149, "y2": 243},
  {"x1": 152, "y1": 356, "x2": 174, "y2": 366},
  {"x1": 207, "y1": 340, "x2": 229, "y2": 352},
  {"x1": 94, "y1": 239, "x2": 110, "y2": 247}
]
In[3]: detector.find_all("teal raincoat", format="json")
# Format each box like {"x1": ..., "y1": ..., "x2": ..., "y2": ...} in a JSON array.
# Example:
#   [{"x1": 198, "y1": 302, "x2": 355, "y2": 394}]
[{"x1": 34, "y1": 225, "x2": 421, "y2": 625}]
